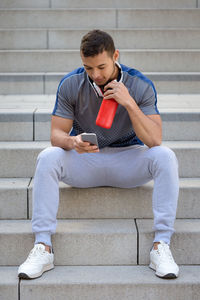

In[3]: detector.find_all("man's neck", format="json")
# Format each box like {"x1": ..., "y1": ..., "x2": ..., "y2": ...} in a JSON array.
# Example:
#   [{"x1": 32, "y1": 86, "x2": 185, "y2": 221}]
[{"x1": 110, "y1": 63, "x2": 120, "y2": 81}]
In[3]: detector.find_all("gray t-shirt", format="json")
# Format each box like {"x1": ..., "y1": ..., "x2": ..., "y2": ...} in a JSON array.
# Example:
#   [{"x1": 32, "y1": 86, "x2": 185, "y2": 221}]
[{"x1": 52, "y1": 63, "x2": 159, "y2": 148}]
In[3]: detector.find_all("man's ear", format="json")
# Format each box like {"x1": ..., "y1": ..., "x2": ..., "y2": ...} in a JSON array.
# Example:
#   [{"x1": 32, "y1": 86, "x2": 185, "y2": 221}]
[{"x1": 113, "y1": 49, "x2": 119, "y2": 61}]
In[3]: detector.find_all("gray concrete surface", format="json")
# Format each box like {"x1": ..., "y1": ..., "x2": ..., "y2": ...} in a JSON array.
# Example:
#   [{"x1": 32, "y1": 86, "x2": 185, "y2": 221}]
[
  {"x1": 1, "y1": 50, "x2": 200, "y2": 72},
  {"x1": 1, "y1": 73, "x2": 200, "y2": 95},
  {"x1": 118, "y1": 9, "x2": 200, "y2": 28},
  {"x1": 0, "y1": 0, "x2": 197, "y2": 9},
  {"x1": 33, "y1": 109, "x2": 200, "y2": 141},
  {"x1": 27, "y1": 178, "x2": 200, "y2": 219},
  {"x1": 0, "y1": 109, "x2": 34, "y2": 141},
  {"x1": 34, "y1": 108, "x2": 52, "y2": 140},
  {"x1": 120, "y1": 50, "x2": 200, "y2": 72},
  {"x1": 0, "y1": 9, "x2": 116, "y2": 29},
  {"x1": 0, "y1": 73, "x2": 44, "y2": 95},
  {"x1": 0, "y1": 29, "x2": 47, "y2": 50},
  {"x1": 137, "y1": 219, "x2": 200, "y2": 265},
  {"x1": 0, "y1": 141, "x2": 199, "y2": 177},
  {"x1": 0, "y1": 178, "x2": 29, "y2": 219},
  {"x1": 0, "y1": 2, "x2": 199, "y2": 300},
  {"x1": 1, "y1": 29, "x2": 200, "y2": 50},
  {"x1": 0, "y1": 0, "x2": 49, "y2": 8},
  {"x1": 0, "y1": 9, "x2": 199, "y2": 29},
  {"x1": 51, "y1": 0, "x2": 198, "y2": 8},
  {"x1": 0, "y1": 141, "x2": 50, "y2": 177},
  {"x1": 0, "y1": 267, "x2": 18, "y2": 300},
  {"x1": 0, "y1": 177, "x2": 199, "y2": 221},
  {"x1": 20, "y1": 266, "x2": 200, "y2": 300},
  {"x1": 0, "y1": 219, "x2": 137, "y2": 266}
]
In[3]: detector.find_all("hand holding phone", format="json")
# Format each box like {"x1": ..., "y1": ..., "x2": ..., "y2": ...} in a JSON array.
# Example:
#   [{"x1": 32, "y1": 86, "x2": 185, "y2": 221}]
[
  {"x1": 81, "y1": 133, "x2": 99, "y2": 147},
  {"x1": 74, "y1": 133, "x2": 99, "y2": 154}
]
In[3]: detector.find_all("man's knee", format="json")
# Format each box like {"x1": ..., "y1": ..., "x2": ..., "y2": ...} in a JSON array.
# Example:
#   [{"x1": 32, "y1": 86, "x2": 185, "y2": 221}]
[
  {"x1": 36, "y1": 146, "x2": 66, "y2": 172},
  {"x1": 149, "y1": 146, "x2": 178, "y2": 170},
  {"x1": 38, "y1": 146, "x2": 64, "y2": 160}
]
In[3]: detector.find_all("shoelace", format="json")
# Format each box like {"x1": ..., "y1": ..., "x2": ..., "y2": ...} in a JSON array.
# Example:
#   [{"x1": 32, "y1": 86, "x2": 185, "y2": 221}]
[
  {"x1": 156, "y1": 242, "x2": 174, "y2": 264},
  {"x1": 25, "y1": 245, "x2": 47, "y2": 264}
]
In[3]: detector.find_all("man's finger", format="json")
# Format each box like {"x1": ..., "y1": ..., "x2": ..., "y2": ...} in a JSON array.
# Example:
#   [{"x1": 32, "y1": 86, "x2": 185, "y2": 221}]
[
  {"x1": 104, "y1": 80, "x2": 116, "y2": 91},
  {"x1": 76, "y1": 144, "x2": 99, "y2": 152},
  {"x1": 103, "y1": 89, "x2": 114, "y2": 97}
]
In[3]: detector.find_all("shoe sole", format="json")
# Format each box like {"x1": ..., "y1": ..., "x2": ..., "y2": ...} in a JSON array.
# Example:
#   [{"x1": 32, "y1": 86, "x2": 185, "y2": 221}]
[
  {"x1": 157, "y1": 273, "x2": 177, "y2": 279},
  {"x1": 149, "y1": 263, "x2": 178, "y2": 279},
  {"x1": 18, "y1": 263, "x2": 54, "y2": 279}
]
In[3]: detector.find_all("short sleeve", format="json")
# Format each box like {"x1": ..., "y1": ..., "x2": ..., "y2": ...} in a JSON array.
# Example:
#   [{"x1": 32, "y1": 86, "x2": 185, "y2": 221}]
[
  {"x1": 52, "y1": 79, "x2": 74, "y2": 120},
  {"x1": 139, "y1": 84, "x2": 160, "y2": 116}
]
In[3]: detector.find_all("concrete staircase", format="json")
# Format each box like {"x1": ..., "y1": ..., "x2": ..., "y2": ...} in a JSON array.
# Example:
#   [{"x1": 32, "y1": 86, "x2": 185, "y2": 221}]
[
  {"x1": 0, "y1": 1, "x2": 200, "y2": 299},
  {"x1": 0, "y1": 1, "x2": 200, "y2": 94}
]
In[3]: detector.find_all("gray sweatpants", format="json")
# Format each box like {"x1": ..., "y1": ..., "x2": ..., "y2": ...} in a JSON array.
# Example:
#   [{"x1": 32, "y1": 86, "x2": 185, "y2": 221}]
[{"x1": 32, "y1": 145, "x2": 179, "y2": 247}]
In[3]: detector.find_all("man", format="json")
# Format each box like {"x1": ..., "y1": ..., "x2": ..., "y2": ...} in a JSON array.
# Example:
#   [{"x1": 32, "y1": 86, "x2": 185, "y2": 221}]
[{"x1": 18, "y1": 30, "x2": 179, "y2": 280}]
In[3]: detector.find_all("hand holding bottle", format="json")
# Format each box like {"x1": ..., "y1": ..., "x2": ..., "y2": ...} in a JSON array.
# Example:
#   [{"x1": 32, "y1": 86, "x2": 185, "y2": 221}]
[{"x1": 96, "y1": 80, "x2": 132, "y2": 129}]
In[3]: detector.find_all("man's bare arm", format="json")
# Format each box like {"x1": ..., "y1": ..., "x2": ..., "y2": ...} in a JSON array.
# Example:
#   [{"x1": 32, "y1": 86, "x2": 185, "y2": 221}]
[
  {"x1": 51, "y1": 115, "x2": 99, "y2": 153},
  {"x1": 125, "y1": 103, "x2": 162, "y2": 148},
  {"x1": 51, "y1": 115, "x2": 75, "y2": 150}
]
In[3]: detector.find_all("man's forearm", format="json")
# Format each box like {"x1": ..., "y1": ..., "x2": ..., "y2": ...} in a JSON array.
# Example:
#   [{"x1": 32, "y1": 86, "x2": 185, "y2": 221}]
[
  {"x1": 125, "y1": 99, "x2": 162, "y2": 148},
  {"x1": 51, "y1": 129, "x2": 75, "y2": 150},
  {"x1": 51, "y1": 129, "x2": 99, "y2": 154}
]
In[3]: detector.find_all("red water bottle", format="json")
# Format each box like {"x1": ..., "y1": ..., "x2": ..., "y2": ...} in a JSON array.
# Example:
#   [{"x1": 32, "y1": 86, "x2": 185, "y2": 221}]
[{"x1": 96, "y1": 98, "x2": 118, "y2": 129}]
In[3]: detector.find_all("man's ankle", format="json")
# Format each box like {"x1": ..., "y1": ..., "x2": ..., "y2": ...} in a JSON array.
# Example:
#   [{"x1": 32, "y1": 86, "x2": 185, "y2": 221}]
[
  {"x1": 153, "y1": 242, "x2": 161, "y2": 250},
  {"x1": 37, "y1": 242, "x2": 51, "y2": 253}
]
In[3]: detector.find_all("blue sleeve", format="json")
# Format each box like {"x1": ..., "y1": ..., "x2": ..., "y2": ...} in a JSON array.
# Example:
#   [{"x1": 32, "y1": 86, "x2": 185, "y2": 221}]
[
  {"x1": 52, "y1": 78, "x2": 74, "y2": 120},
  {"x1": 139, "y1": 84, "x2": 160, "y2": 115}
]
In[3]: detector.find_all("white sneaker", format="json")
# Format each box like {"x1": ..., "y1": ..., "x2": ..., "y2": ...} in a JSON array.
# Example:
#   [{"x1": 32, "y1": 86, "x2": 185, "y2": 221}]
[
  {"x1": 149, "y1": 241, "x2": 179, "y2": 279},
  {"x1": 18, "y1": 243, "x2": 54, "y2": 279}
]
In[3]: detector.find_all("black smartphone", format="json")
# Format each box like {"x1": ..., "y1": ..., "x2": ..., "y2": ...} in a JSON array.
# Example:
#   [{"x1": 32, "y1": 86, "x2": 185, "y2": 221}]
[{"x1": 81, "y1": 133, "x2": 99, "y2": 147}]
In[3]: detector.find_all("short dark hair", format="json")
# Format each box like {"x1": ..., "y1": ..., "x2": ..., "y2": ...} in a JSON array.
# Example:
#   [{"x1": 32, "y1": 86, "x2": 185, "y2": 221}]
[{"x1": 80, "y1": 30, "x2": 115, "y2": 58}]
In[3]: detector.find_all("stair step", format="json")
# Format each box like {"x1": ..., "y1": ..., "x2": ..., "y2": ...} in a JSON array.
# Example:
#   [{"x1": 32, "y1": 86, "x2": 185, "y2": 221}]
[
  {"x1": 1, "y1": 106, "x2": 199, "y2": 141},
  {"x1": 1, "y1": 219, "x2": 200, "y2": 266},
  {"x1": 0, "y1": 94, "x2": 55, "y2": 109},
  {"x1": 1, "y1": 266, "x2": 200, "y2": 300},
  {"x1": 0, "y1": 0, "x2": 49, "y2": 9},
  {"x1": 118, "y1": 8, "x2": 200, "y2": 28},
  {"x1": 29, "y1": 178, "x2": 200, "y2": 219},
  {"x1": 0, "y1": 3, "x2": 199, "y2": 300},
  {"x1": 0, "y1": 141, "x2": 50, "y2": 177},
  {"x1": 0, "y1": 109, "x2": 34, "y2": 141},
  {"x1": 0, "y1": 141, "x2": 199, "y2": 177},
  {"x1": 164, "y1": 141, "x2": 200, "y2": 177},
  {"x1": 1, "y1": 28, "x2": 200, "y2": 50},
  {"x1": 137, "y1": 219, "x2": 200, "y2": 265},
  {"x1": 0, "y1": 267, "x2": 18, "y2": 300},
  {"x1": 0, "y1": 9, "x2": 200, "y2": 29},
  {"x1": 0, "y1": 219, "x2": 137, "y2": 266},
  {"x1": 161, "y1": 110, "x2": 200, "y2": 141},
  {"x1": 0, "y1": 49, "x2": 200, "y2": 72},
  {"x1": 0, "y1": 178, "x2": 29, "y2": 219},
  {"x1": 1, "y1": 9, "x2": 115, "y2": 29},
  {"x1": 1, "y1": 72, "x2": 200, "y2": 94},
  {"x1": 0, "y1": 73, "x2": 45, "y2": 95},
  {"x1": 52, "y1": 0, "x2": 199, "y2": 9},
  {"x1": 21, "y1": 108, "x2": 200, "y2": 142},
  {"x1": 1, "y1": 94, "x2": 200, "y2": 110},
  {"x1": 19, "y1": 266, "x2": 200, "y2": 300},
  {"x1": 0, "y1": 0, "x2": 198, "y2": 9},
  {"x1": 120, "y1": 49, "x2": 200, "y2": 72},
  {"x1": 0, "y1": 178, "x2": 199, "y2": 220}
]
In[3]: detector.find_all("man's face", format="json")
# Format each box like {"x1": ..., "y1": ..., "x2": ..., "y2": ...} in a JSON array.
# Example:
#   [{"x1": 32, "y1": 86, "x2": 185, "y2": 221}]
[{"x1": 81, "y1": 50, "x2": 119, "y2": 86}]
